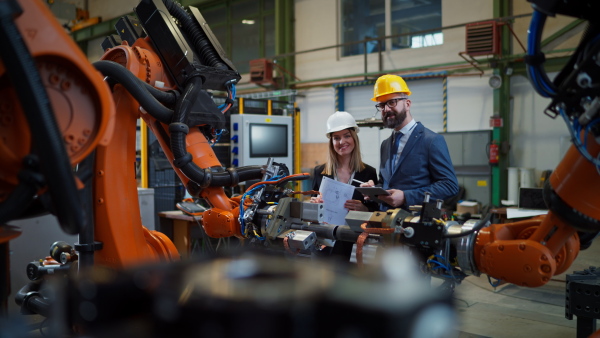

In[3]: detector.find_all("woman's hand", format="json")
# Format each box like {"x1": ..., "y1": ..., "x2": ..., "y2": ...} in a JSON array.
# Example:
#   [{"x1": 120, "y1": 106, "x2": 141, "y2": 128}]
[
  {"x1": 310, "y1": 196, "x2": 324, "y2": 203},
  {"x1": 359, "y1": 180, "x2": 376, "y2": 201},
  {"x1": 344, "y1": 199, "x2": 368, "y2": 211},
  {"x1": 360, "y1": 180, "x2": 375, "y2": 187}
]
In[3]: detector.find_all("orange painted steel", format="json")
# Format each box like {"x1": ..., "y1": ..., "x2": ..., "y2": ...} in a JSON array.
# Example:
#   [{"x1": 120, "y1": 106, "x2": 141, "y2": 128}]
[
  {"x1": 474, "y1": 215, "x2": 579, "y2": 287},
  {"x1": 473, "y1": 131, "x2": 600, "y2": 288},
  {"x1": 92, "y1": 41, "x2": 182, "y2": 267},
  {"x1": 0, "y1": 0, "x2": 113, "y2": 202},
  {"x1": 202, "y1": 208, "x2": 240, "y2": 238},
  {"x1": 550, "y1": 135, "x2": 600, "y2": 225}
]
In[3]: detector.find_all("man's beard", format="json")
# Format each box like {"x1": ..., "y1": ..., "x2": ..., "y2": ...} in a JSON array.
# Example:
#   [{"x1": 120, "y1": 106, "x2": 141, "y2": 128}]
[{"x1": 383, "y1": 109, "x2": 407, "y2": 129}]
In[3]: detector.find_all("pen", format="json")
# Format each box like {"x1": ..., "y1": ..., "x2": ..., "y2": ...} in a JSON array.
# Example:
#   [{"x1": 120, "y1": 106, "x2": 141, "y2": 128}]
[{"x1": 352, "y1": 178, "x2": 365, "y2": 185}]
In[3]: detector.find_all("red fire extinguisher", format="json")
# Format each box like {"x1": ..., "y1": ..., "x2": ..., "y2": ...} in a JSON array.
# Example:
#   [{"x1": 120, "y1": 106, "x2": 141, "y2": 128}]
[{"x1": 489, "y1": 140, "x2": 499, "y2": 165}]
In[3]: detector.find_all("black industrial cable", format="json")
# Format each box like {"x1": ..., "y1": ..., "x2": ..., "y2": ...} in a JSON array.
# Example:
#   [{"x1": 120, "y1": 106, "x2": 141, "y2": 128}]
[
  {"x1": 15, "y1": 281, "x2": 50, "y2": 318},
  {"x1": 169, "y1": 77, "x2": 263, "y2": 187},
  {"x1": 0, "y1": 175, "x2": 38, "y2": 226},
  {"x1": 0, "y1": 0, "x2": 83, "y2": 235},
  {"x1": 162, "y1": 0, "x2": 227, "y2": 69},
  {"x1": 93, "y1": 60, "x2": 175, "y2": 123}
]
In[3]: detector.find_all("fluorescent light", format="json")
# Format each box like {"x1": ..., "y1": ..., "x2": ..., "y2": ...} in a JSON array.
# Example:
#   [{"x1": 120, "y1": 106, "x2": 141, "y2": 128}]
[{"x1": 242, "y1": 19, "x2": 255, "y2": 25}]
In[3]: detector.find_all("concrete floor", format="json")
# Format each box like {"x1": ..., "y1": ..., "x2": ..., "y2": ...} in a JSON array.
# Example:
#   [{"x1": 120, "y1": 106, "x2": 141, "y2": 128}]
[{"x1": 454, "y1": 239, "x2": 600, "y2": 338}]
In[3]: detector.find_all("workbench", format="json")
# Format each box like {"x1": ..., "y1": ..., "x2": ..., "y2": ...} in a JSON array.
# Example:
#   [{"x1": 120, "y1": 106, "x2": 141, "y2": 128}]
[{"x1": 157, "y1": 210, "x2": 202, "y2": 259}]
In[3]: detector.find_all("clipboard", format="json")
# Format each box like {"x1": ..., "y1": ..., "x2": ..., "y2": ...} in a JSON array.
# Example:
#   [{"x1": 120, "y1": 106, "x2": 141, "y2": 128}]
[{"x1": 355, "y1": 187, "x2": 390, "y2": 203}]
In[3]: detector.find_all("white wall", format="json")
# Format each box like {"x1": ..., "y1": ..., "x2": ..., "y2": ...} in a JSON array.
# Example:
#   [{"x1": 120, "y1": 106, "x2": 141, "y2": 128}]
[
  {"x1": 510, "y1": 74, "x2": 571, "y2": 180},
  {"x1": 447, "y1": 75, "x2": 494, "y2": 132},
  {"x1": 296, "y1": 87, "x2": 336, "y2": 143}
]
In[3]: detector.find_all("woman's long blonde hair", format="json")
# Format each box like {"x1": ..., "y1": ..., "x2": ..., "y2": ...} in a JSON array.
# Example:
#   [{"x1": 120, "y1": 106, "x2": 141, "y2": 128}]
[{"x1": 321, "y1": 128, "x2": 366, "y2": 176}]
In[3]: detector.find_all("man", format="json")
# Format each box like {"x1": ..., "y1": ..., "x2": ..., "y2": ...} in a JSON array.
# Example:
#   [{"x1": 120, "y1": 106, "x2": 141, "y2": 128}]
[{"x1": 363, "y1": 74, "x2": 458, "y2": 210}]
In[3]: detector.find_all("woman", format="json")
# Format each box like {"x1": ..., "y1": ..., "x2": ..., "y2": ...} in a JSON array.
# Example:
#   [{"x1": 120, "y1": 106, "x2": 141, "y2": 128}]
[{"x1": 311, "y1": 111, "x2": 378, "y2": 212}]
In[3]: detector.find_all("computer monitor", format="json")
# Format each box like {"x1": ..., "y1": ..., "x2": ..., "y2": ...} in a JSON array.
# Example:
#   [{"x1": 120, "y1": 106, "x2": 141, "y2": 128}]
[
  {"x1": 249, "y1": 123, "x2": 288, "y2": 157},
  {"x1": 230, "y1": 114, "x2": 293, "y2": 169}
]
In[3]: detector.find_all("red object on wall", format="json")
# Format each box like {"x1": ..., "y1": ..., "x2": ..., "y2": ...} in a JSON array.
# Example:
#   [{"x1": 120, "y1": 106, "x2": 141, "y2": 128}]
[
  {"x1": 249, "y1": 59, "x2": 274, "y2": 85},
  {"x1": 465, "y1": 21, "x2": 502, "y2": 57},
  {"x1": 489, "y1": 140, "x2": 499, "y2": 165},
  {"x1": 489, "y1": 116, "x2": 503, "y2": 127}
]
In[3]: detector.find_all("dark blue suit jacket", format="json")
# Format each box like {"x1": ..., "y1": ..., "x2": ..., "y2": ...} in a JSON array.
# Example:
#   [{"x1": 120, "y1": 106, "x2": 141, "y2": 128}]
[{"x1": 379, "y1": 122, "x2": 458, "y2": 208}]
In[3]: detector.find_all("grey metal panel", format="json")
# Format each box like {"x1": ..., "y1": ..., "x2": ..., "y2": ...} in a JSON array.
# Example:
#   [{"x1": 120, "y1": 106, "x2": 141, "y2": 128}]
[
  {"x1": 441, "y1": 130, "x2": 492, "y2": 207},
  {"x1": 462, "y1": 175, "x2": 491, "y2": 208},
  {"x1": 463, "y1": 132, "x2": 490, "y2": 166},
  {"x1": 443, "y1": 133, "x2": 464, "y2": 165}
]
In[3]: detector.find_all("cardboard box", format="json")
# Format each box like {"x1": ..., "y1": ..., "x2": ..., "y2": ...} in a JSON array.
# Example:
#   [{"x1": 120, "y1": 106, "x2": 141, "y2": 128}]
[{"x1": 457, "y1": 201, "x2": 480, "y2": 215}]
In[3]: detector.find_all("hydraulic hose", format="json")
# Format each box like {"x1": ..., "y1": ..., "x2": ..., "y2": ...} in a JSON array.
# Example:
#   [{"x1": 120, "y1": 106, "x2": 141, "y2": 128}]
[
  {"x1": 15, "y1": 281, "x2": 50, "y2": 317},
  {"x1": 169, "y1": 77, "x2": 263, "y2": 187},
  {"x1": 0, "y1": 0, "x2": 83, "y2": 235},
  {"x1": 93, "y1": 60, "x2": 175, "y2": 123},
  {"x1": 162, "y1": 0, "x2": 227, "y2": 69}
]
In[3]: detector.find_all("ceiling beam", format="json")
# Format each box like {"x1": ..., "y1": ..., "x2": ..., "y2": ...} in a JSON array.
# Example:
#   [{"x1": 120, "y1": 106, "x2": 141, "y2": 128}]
[{"x1": 541, "y1": 19, "x2": 586, "y2": 52}]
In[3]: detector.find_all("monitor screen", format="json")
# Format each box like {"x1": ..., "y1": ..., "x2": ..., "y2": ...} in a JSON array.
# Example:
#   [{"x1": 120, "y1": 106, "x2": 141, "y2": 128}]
[{"x1": 249, "y1": 123, "x2": 288, "y2": 157}]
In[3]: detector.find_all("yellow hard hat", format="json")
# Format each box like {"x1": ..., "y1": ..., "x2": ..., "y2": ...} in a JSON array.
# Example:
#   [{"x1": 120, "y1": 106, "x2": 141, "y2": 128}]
[{"x1": 371, "y1": 74, "x2": 411, "y2": 101}]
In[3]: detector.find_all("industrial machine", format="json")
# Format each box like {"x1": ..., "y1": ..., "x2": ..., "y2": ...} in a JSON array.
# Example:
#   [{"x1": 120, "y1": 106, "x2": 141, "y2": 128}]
[{"x1": 1, "y1": 0, "x2": 600, "y2": 336}]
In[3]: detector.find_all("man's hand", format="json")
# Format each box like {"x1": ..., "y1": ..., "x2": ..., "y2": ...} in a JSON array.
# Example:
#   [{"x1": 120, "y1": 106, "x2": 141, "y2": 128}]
[
  {"x1": 344, "y1": 199, "x2": 368, "y2": 211},
  {"x1": 377, "y1": 189, "x2": 405, "y2": 208}
]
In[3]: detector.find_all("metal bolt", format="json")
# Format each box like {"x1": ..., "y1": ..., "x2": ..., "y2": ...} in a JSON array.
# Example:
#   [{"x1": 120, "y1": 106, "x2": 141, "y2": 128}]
[
  {"x1": 61, "y1": 80, "x2": 71, "y2": 91},
  {"x1": 49, "y1": 74, "x2": 59, "y2": 85}
]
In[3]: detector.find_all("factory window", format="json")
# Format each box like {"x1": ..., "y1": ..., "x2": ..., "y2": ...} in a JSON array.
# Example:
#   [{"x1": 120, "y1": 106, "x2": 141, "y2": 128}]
[
  {"x1": 196, "y1": 0, "x2": 275, "y2": 74},
  {"x1": 340, "y1": 0, "x2": 442, "y2": 57}
]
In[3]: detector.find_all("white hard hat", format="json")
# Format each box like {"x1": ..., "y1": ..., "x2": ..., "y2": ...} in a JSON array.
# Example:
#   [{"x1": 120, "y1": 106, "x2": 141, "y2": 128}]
[{"x1": 326, "y1": 111, "x2": 359, "y2": 137}]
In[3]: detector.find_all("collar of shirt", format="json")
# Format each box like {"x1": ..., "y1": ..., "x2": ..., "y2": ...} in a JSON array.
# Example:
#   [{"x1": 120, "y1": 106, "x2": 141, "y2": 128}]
[{"x1": 399, "y1": 119, "x2": 417, "y2": 137}]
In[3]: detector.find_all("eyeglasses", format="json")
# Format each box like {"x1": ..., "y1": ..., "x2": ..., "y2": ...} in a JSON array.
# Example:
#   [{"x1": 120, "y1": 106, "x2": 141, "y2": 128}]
[{"x1": 375, "y1": 98, "x2": 407, "y2": 111}]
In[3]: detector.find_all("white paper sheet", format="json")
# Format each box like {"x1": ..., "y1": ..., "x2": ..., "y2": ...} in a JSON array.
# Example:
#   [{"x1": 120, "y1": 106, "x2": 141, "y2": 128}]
[
  {"x1": 506, "y1": 207, "x2": 548, "y2": 219},
  {"x1": 319, "y1": 176, "x2": 355, "y2": 225}
]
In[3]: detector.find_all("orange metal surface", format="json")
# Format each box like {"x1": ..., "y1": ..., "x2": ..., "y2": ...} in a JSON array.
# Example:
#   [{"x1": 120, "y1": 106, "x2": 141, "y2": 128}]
[
  {"x1": 475, "y1": 212, "x2": 580, "y2": 287},
  {"x1": 0, "y1": 0, "x2": 114, "y2": 201},
  {"x1": 93, "y1": 43, "x2": 179, "y2": 268},
  {"x1": 202, "y1": 207, "x2": 241, "y2": 238},
  {"x1": 0, "y1": 225, "x2": 21, "y2": 244},
  {"x1": 550, "y1": 136, "x2": 600, "y2": 224}
]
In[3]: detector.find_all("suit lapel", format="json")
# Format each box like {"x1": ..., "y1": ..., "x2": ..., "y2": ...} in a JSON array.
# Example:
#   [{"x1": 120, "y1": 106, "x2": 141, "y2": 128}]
[{"x1": 380, "y1": 134, "x2": 394, "y2": 186}]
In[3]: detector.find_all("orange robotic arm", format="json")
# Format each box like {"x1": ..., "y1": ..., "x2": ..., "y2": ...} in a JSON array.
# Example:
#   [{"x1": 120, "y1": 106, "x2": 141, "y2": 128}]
[
  {"x1": 472, "y1": 130, "x2": 600, "y2": 287},
  {"x1": 466, "y1": 1, "x2": 600, "y2": 288},
  {"x1": 0, "y1": 0, "x2": 271, "y2": 270}
]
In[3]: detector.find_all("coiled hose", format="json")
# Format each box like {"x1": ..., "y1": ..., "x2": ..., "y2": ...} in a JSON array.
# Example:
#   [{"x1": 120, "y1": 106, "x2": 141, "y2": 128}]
[
  {"x1": 93, "y1": 60, "x2": 176, "y2": 124},
  {"x1": 170, "y1": 77, "x2": 263, "y2": 187},
  {"x1": 162, "y1": 0, "x2": 227, "y2": 69}
]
